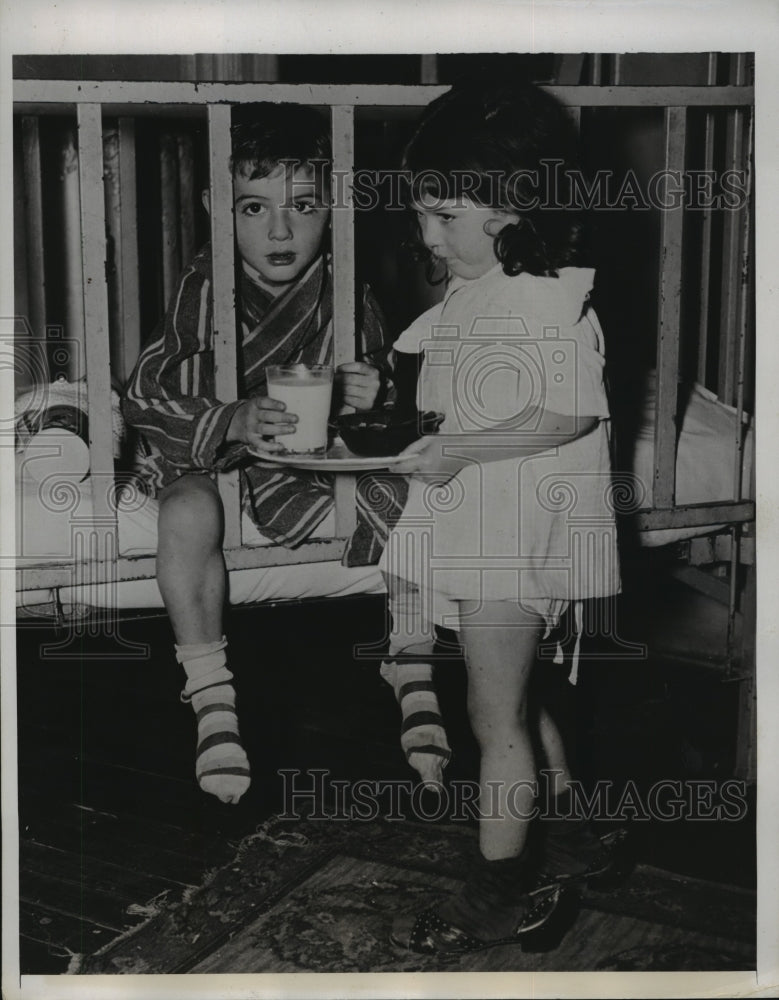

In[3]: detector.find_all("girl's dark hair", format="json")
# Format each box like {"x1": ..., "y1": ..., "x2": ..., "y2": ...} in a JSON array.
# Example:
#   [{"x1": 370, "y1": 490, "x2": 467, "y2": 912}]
[
  {"x1": 402, "y1": 79, "x2": 583, "y2": 279},
  {"x1": 230, "y1": 103, "x2": 331, "y2": 184}
]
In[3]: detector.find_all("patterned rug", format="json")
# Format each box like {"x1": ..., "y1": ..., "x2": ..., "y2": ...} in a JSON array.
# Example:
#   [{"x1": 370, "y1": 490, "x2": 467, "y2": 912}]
[{"x1": 78, "y1": 814, "x2": 756, "y2": 975}]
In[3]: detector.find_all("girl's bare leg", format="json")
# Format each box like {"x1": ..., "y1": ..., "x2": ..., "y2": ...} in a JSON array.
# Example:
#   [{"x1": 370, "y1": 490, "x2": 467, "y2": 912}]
[
  {"x1": 392, "y1": 600, "x2": 568, "y2": 948},
  {"x1": 537, "y1": 706, "x2": 574, "y2": 795},
  {"x1": 533, "y1": 646, "x2": 618, "y2": 879},
  {"x1": 459, "y1": 600, "x2": 545, "y2": 860}
]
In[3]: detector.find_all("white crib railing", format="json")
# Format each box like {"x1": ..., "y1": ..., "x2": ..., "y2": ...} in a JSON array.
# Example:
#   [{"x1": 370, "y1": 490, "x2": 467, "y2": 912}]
[{"x1": 14, "y1": 79, "x2": 755, "y2": 596}]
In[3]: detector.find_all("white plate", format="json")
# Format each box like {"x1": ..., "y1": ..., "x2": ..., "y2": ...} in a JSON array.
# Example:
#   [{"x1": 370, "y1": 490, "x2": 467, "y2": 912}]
[{"x1": 249, "y1": 438, "x2": 408, "y2": 472}]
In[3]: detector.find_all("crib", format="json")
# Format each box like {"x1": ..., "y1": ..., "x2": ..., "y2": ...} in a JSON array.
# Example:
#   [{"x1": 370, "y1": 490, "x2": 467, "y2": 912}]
[{"x1": 12, "y1": 62, "x2": 756, "y2": 773}]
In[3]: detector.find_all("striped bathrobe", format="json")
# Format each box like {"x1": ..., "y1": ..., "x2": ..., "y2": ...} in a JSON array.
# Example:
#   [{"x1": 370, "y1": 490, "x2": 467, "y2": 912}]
[{"x1": 123, "y1": 245, "x2": 407, "y2": 565}]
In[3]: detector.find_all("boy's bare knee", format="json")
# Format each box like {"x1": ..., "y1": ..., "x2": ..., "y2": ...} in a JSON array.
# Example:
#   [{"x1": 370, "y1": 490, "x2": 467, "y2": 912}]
[{"x1": 159, "y1": 476, "x2": 223, "y2": 545}]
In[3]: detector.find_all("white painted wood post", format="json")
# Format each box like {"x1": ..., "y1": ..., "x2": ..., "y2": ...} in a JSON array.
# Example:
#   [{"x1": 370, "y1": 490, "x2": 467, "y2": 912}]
[
  {"x1": 77, "y1": 103, "x2": 118, "y2": 538},
  {"x1": 652, "y1": 106, "x2": 686, "y2": 509},
  {"x1": 208, "y1": 104, "x2": 242, "y2": 550},
  {"x1": 331, "y1": 105, "x2": 358, "y2": 539}
]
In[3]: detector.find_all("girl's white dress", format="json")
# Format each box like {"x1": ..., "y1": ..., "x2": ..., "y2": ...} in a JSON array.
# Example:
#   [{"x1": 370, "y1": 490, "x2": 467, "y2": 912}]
[{"x1": 380, "y1": 263, "x2": 621, "y2": 636}]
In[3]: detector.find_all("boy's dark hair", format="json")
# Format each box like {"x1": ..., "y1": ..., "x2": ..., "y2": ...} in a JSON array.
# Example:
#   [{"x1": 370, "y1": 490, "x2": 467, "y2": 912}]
[
  {"x1": 230, "y1": 102, "x2": 331, "y2": 183},
  {"x1": 402, "y1": 78, "x2": 583, "y2": 279}
]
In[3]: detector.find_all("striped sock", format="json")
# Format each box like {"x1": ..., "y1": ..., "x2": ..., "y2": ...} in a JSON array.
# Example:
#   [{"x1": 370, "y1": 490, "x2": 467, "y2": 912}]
[
  {"x1": 380, "y1": 659, "x2": 451, "y2": 789},
  {"x1": 381, "y1": 577, "x2": 451, "y2": 789},
  {"x1": 176, "y1": 637, "x2": 251, "y2": 805}
]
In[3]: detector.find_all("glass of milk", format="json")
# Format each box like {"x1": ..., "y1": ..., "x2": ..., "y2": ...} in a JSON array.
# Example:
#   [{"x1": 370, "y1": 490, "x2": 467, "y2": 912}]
[{"x1": 265, "y1": 364, "x2": 334, "y2": 454}]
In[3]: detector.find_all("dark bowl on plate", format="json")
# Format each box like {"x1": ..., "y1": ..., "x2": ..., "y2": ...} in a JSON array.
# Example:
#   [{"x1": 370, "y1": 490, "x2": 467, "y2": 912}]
[{"x1": 331, "y1": 408, "x2": 444, "y2": 457}]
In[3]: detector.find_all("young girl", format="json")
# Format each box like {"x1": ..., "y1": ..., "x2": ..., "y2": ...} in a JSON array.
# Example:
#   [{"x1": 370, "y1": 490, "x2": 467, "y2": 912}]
[{"x1": 383, "y1": 80, "x2": 622, "y2": 953}]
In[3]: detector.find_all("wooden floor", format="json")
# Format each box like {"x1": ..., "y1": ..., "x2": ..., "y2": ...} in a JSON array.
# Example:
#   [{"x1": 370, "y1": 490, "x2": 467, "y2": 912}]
[{"x1": 14, "y1": 590, "x2": 757, "y2": 975}]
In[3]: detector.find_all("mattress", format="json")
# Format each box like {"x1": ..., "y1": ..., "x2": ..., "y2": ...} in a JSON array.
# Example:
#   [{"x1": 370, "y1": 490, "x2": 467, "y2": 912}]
[
  {"x1": 17, "y1": 558, "x2": 386, "y2": 613},
  {"x1": 14, "y1": 455, "x2": 384, "y2": 610}
]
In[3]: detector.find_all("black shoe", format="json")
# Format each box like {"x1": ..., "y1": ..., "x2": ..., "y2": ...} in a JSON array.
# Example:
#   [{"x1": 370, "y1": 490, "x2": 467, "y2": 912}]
[
  {"x1": 390, "y1": 882, "x2": 565, "y2": 955},
  {"x1": 539, "y1": 826, "x2": 629, "y2": 888}
]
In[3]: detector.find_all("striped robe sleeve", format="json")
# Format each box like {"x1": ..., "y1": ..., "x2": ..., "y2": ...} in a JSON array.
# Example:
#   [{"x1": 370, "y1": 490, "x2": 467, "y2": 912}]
[{"x1": 123, "y1": 260, "x2": 244, "y2": 473}]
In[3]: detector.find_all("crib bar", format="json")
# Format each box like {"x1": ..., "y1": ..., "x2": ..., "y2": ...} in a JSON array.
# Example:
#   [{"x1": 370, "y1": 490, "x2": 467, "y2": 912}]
[
  {"x1": 725, "y1": 100, "x2": 754, "y2": 656},
  {"x1": 726, "y1": 522, "x2": 740, "y2": 671},
  {"x1": 104, "y1": 126, "x2": 123, "y2": 371},
  {"x1": 207, "y1": 104, "x2": 242, "y2": 550},
  {"x1": 104, "y1": 120, "x2": 141, "y2": 383},
  {"x1": 634, "y1": 499, "x2": 754, "y2": 531},
  {"x1": 118, "y1": 118, "x2": 141, "y2": 384},
  {"x1": 716, "y1": 109, "x2": 745, "y2": 406},
  {"x1": 77, "y1": 104, "x2": 118, "y2": 534},
  {"x1": 652, "y1": 106, "x2": 686, "y2": 509},
  {"x1": 331, "y1": 105, "x2": 358, "y2": 538},
  {"x1": 734, "y1": 560, "x2": 756, "y2": 780},
  {"x1": 332, "y1": 106, "x2": 356, "y2": 370},
  {"x1": 696, "y1": 54, "x2": 718, "y2": 386},
  {"x1": 732, "y1": 103, "x2": 753, "y2": 501},
  {"x1": 177, "y1": 132, "x2": 197, "y2": 269},
  {"x1": 62, "y1": 126, "x2": 85, "y2": 379},
  {"x1": 717, "y1": 54, "x2": 749, "y2": 406},
  {"x1": 207, "y1": 107, "x2": 238, "y2": 409},
  {"x1": 21, "y1": 117, "x2": 46, "y2": 341},
  {"x1": 14, "y1": 80, "x2": 754, "y2": 110},
  {"x1": 160, "y1": 132, "x2": 180, "y2": 308}
]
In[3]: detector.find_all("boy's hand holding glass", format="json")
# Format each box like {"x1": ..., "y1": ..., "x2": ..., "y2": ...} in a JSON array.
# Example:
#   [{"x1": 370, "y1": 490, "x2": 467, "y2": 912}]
[
  {"x1": 229, "y1": 362, "x2": 380, "y2": 455},
  {"x1": 335, "y1": 361, "x2": 381, "y2": 411},
  {"x1": 226, "y1": 396, "x2": 297, "y2": 453}
]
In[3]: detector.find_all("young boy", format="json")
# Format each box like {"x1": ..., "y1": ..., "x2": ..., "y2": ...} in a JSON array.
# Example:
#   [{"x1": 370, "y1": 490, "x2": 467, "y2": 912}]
[{"x1": 124, "y1": 103, "x2": 450, "y2": 805}]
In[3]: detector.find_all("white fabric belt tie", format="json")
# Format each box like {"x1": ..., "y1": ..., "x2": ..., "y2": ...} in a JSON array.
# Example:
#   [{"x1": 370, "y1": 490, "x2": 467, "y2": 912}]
[{"x1": 548, "y1": 600, "x2": 583, "y2": 685}]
